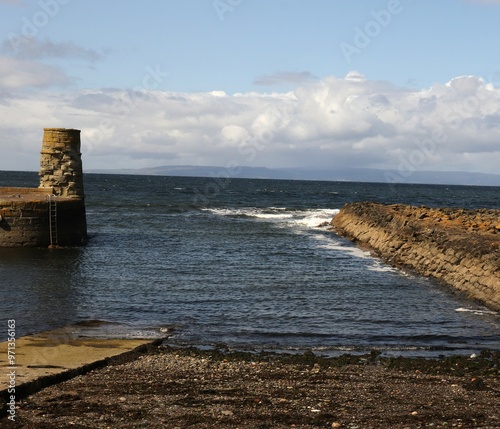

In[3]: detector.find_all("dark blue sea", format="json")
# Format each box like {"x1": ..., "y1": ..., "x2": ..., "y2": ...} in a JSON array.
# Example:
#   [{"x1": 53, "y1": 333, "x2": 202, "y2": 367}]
[{"x1": 1, "y1": 171, "x2": 499, "y2": 357}]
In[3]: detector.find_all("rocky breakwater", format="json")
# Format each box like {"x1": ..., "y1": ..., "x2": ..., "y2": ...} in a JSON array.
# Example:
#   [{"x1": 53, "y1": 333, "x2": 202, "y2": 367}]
[{"x1": 331, "y1": 202, "x2": 500, "y2": 311}]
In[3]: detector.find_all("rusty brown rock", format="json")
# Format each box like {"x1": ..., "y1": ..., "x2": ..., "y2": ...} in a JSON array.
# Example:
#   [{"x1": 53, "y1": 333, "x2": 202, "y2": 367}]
[{"x1": 331, "y1": 203, "x2": 500, "y2": 311}]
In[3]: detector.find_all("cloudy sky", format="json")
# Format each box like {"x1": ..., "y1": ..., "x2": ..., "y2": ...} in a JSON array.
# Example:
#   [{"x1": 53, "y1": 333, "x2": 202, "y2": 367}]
[{"x1": 0, "y1": 0, "x2": 499, "y2": 175}]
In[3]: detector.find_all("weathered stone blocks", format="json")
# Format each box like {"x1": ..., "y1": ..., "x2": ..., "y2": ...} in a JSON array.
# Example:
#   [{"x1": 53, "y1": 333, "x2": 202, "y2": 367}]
[
  {"x1": 39, "y1": 128, "x2": 85, "y2": 198},
  {"x1": 0, "y1": 128, "x2": 87, "y2": 247},
  {"x1": 331, "y1": 202, "x2": 500, "y2": 311}
]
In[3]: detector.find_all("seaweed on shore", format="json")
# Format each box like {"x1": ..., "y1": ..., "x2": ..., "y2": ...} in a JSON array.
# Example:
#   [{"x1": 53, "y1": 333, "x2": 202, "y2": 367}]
[
  {"x1": 158, "y1": 345, "x2": 499, "y2": 377},
  {"x1": 383, "y1": 349, "x2": 500, "y2": 377}
]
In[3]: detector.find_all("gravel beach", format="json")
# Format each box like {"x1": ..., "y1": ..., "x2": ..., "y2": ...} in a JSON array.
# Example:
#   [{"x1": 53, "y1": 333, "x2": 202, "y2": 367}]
[{"x1": 3, "y1": 346, "x2": 500, "y2": 429}]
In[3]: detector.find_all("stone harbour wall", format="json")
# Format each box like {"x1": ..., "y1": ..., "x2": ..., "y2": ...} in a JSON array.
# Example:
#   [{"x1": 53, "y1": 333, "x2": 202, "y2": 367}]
[
  {"x1": 0, "y1": 195, "x2": 87, "y2": 247},
  {"x1": 331, "y1": 202, "x2": 500, "y2": 311},
  {"x1": 0, "y1": 127, "x2": 87, "y2": 247},
  {"x1": 0, "y1": 193, "x2": 51, "y2": 247}
]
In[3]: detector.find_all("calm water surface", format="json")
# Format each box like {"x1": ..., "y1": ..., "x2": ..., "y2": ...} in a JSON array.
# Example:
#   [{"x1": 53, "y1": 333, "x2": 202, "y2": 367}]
[{"x1": 0, "y1": 171, "x2": 499, "y2": 356}]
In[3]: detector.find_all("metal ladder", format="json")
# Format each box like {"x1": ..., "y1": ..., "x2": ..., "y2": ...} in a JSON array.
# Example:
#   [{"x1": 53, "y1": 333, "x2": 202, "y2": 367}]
[{"x1": 48, "y1": 196, "x2": 58, "y2": 247}]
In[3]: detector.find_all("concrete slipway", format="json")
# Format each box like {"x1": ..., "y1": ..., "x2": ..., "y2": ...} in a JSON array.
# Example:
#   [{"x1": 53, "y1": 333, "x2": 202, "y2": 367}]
[{"x1": 0, "y1": 325, "x2": 164, "y2": 414}]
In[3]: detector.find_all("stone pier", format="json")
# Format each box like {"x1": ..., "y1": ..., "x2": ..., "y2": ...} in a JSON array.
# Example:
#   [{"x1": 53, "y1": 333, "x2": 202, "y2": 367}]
[
  {"x1": 331, "y1": 202, "x2": 500, "y2": 311},
  {"x1": 0, "y1": 128, "x2": 87, "y2": 247}
]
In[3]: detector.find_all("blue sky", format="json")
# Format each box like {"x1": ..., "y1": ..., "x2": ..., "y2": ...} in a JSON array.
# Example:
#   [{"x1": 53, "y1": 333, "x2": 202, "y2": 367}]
[{"x1": 1, "y1": 0, "x2": 500, "y2": 175}]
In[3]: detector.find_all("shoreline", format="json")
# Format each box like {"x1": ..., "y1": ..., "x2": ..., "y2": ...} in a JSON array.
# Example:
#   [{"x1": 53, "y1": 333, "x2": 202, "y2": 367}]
[
  {"x1": 2, "y1": 324, "x2": 499, "y2": 427},
  {"x1": 3, "y1": 344, "x2": 499, "y2": 428}
]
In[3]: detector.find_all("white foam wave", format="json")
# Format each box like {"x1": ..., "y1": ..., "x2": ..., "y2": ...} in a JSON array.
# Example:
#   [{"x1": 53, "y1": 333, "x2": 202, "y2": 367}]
[
  {"x1": 312, "y1": 234, "x2": 371, "y2": 259},
  {"x1": 253, "y1": 213, "x2": 294, "y2": 220},
  {"x1": 203, "y1": 208, "x2": 251, "y2": 217},
  {"x1": 204, "y1": 207, "x2": 417, "y2": 269},
  {"x1": 455, "y1": 307, "x2": 498, "y2": 316},
  {"x1": 291, "y1": 209, "x2": 340, "y2": 228},
  {"x1": 367, "y1": 260, "x2": 399, "y2": 273},
  {"x1": 204, "y1": 207, "x2": 339, "y2": 229},
  {"x1": 367, "y1": 265, "x2": 398, "y2": 273}
]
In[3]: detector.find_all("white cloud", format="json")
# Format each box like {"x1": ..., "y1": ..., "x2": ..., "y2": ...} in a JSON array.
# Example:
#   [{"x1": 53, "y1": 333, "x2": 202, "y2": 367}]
[
  {"x1": 1, "y1": 73, "x2": 499, "y2": 174},
  {"x1": 1, "y1": 37, "x2": 107, "y2": 62},
  {"x1": 0, "y1": 56, "x2": 71, "y2": 90},
  {"x1": 0, "y1": 37, "x2": 107, "y2": 98}
]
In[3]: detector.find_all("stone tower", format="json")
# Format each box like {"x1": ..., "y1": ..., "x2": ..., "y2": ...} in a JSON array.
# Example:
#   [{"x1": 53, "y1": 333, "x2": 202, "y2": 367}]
[
  {"x1": 0, "y1": 128, "x2": 87, "y2": 247},
  {"x1": 39, "y1": 128, "x2": 85, "y2": 198}
]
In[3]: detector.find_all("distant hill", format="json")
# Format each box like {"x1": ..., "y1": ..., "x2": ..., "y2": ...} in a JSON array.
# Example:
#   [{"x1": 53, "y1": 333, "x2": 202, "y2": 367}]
[{"x1": 87, "y1": 165, "x2": 500, "y2": 187}]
